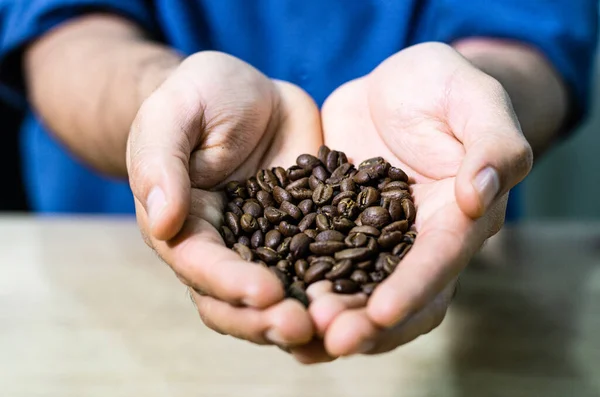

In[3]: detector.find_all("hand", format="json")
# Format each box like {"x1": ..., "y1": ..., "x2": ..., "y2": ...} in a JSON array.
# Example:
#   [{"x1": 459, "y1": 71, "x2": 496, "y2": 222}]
[
  {"x1": 295, "y1": 42, "x2": 533, "y2": 362},
  {"x1": 126, "y1": 51, "x2": 323, "y2": 348}
]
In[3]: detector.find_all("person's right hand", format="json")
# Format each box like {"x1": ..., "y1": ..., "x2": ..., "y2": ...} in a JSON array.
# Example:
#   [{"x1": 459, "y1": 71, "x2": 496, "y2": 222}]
[{"x1": 126, "y1": 52, "x2": 322, "y2": 348}]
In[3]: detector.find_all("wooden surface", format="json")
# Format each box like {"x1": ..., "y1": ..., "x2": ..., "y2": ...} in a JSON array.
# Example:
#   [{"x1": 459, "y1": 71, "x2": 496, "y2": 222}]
[{"x1": 1, "y1": 216, "x2": 599, "y2": 397}]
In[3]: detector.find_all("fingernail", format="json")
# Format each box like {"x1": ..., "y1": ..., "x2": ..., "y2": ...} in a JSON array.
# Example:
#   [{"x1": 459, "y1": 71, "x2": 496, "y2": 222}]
[
  {"x1": 356, "y1": 339, "x2": 375, "y2": 354},
  {"x1": 147, "y1": 186, "x2": 167, "y2": 226},
  {"x1": 266, "y1": 329, "x2": 287, "y2": 345},
  {"x1": 472, "y1": 166, "x2": 500, "y2": 210}
]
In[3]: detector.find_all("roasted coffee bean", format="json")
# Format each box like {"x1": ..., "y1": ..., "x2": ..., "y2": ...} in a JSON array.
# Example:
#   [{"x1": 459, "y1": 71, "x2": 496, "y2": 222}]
[
  {"x1": 264, "y1": 207, "x2": 291, "y2": 224},
  {"x1": 317, "y1": 145, "x2": 331, "y2": 165},
  {"x1": 367, "y1": 236, "x2": 379, "y2": 252},
  {"x1": 349, "y1": 225, "x2": 381, "y2": 237},
  {"x1": 234, "y1": 237, "x2": 249, "y2": 249},
  {"x1": 353, "y1": 164, "x2": 385, "y2": 185},
  {"x1": 226, "y1": 202, "x2": 244, "y2": 217},
  {"x1": 350, "y1": 269, "x2": 369, "y2": 285},
  {"x1": 340, "y1": 177, "x2": 356, "y2": 193},
  {"x1": 313, "y1": 183, "x2": 334, "y2": 206},
  {"x1": 332, "y1": 191, "x2": 356, "y2": 207},
  {"x1": 304, "y1": 261, "x2": 333, "y2": 284},
  {"x1": 304, "y1": 229, "x2": 319, "y2": 239},
  {"x1": 380, "y1": 197, "x2": 391, "y2": 210},
  {"x1": 330, "y1": 163, "x2": 354, "y2": 182},
  {"x1": 277, "y1": 237, "x2": 292, "y2": 256},
  {"x1": 280, "y1": 201, "x2": 302, "y2": 221},
  {"x1": 318, "y1": 205, "x2": 338, "y2": 218},
  {"x1": 270, "y1": 266, "x2": 290, "y2": 287},
  {"x1": 370, "y1": 270, "x2": 386, "y2": 283},
  {"x1": 334, "y1": 247, "x2": 373, "y2": 262},
  {"x1": 392, "y1": 242, "x2": 412, "y2": 259},
  {"x1": 359, "y1": 156, "x2": 386, "y2": 170},
  {"x1": 362, "y1": 283, "x2": 377, "y2": 295},
  {"x1": 333, "y1": 279, "x2": 359, "y2": 294},
  {"x1": 220, "y1": 226, "x2": 237, "y2": 247},
  {"x1": 257, "y1": 217, "x2": 270, "y2": 233},
  {"x1": 312, "y1": 165, "x2": 329, "y2": 181},
  {"x1": 273, "y1": 186, "x2": 293, "y2": 204},
  {"x1": 232, "y1": 197, "x2": 245, "y2": 207},
  {"x1": 402, "y1": 199, "x2": 416, "y2": 224},
  {"x1": 357, "y1": 187, "x2": 380, "y2": 209},
  {"x1": 246, "y1": 177, "x2": 261, "y2": 198},
  {"x1": 290, "y1": 233, "x2": 312, "y2": 258},
  {"x1": 287, "y1": 282, "x2": 309, "y2": 307},
  {"x1": 240, "y1": 213, "x2": 259, "y2": 233},
  {"x1": 382, "y1": 220, "x2": 409, "y2": 234},
  {"x1": 265, "y1": 230, "x2": 282, "y2": 250},
  {"x1": 345, "y1": 232, "x2": 368, "y2": 248},
  {"x1": 256, "y1": 190, "x2": 276, "y2": 209},
  {"x1": 308, "y1": 175, "x2": 321, "y2": 190},
  {"x1": 325, "y1": 151, "x2": 341, "y2": 173},
  {"x1": 325, "y1": 259, "x2": 353, "y2": 280},
  {"x1": 309, "y1": 241, "x2": 346, "y2": 255},
  {"x1": 315, "y1": 214, "x2": 333, "y2": 231},
  {"x1": 388, "y1": 198, "x2": 404, "y2": 221},
  {"x1": 388, "y1": 166, "x2": 408, "y2": 182},
  {"x1": 359, "y1": 206, "x2": 391, "y2": 228},
  {"x1": 383, "y1": 255, "x2": 400, "y2": 274},
  {"x1": 273, "y1": 167, "x2": 289, "y2": 187},
  {"x1": 255, "y1": 247, "x2": 279, "y2": 265},
  {"x1": 294, "y1": 259, "x2": 309, "y2": 279},
  {"x1": 298, "y1": 199, "x2": 315, "y2": 215},
  {"x1": 243, "y1": 201, "x2": 263, "y2": 218},
  {"x1": 225, "y1": 212, "x2": 241, "y2": 236},
  {"x1": 233, "y1": 242, "x2": 254, "y2": 261},
  {"x1": 315, "y1": 229, "x2": 345, "y2": 242},
  {"x1": 377, "y1": 177, "x2": 392, "y2": 190},
  {"x1": 332, "y1": 217, "x2": 355, "y2": 233},
  {"x1": 381, "y1": 189, "x2": 411, "y2": 201},
  {"x1": 403, "y1": 231, "x2": 417, "y2": 244},
  {"x1": 225, "y1": 181, "x2": 247, "y2": 199},
  {"x1": 256, "y1": 169, "x2": 279, "y2": 192},
  {"x1": 375, "y1": 253, "x2": 394, "y2": 271},
  {"x1": 298, "y1": 212, "x2": 317, "y2": 232},
  {"x1": 276, "y1": 259, "x2": 293, "y2": 274},
  {"x1": 297, "y1": 153, "x2": 321, "y2": 169},
  {"x1": 287, "y1": 165, "x2": 312, "y2": 181},
  {"x1": 251, "y1": 230, "x2": 264, "y2": 249},
  {"x1": 337, "y1": 197, "x2": 359, "y2": 219},
  {"x1": 356, "y1": 260, "x2": 374, "y2": 271},
  {"x1": 289, "y1": 188, "x2": 313, "y2": 201},
  {"x1": 378, "y1": 231, "x2": 404, "y2": 249},
  {"x1": 311, "y1": 256, "x2": 336, "y2": 266},
  {"x1": 279, "y1": 221, "x2": 300, "y2": 237},
  {"x1": 286, "y1": 177, "x2": 310, "y2": 191},
  {"x1": 382, "y1": 181, "x2": 409, "y2": 192}
]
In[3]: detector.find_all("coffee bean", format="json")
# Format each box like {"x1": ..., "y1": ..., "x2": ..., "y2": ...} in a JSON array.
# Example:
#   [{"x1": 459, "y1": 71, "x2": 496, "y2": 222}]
[
  {"x1": 370, "y1": 270, "x2": 386, "y2": 283},
  {"x1": 382, "y1": 220, "x2": 409, "y2": 234},
  {"x1": 227, "y1": 202, "x2": 244, "y2": 217},
  {"x1": 359, "y1": 206, "x2": 391, "y2": 229},
  {"x1": 334, "y1": 247, "x2": 373, "y2": 262},
  {"x1": 273, "y1": 186, "x2": 293, "y2": 204},
  {"x1": 378, "y1": 231, "x2": 404, "y2": 249},
  {"x1": 233, "y1": 243, "x2": 254, "y2": 261},
  {"x1": 383, "y1": 255, "x2": 400, "y2": 274},
  {"x1": 256, "y1": 190, "x2": 276, "y2": 208},
  {"x1": 392, "y1": 242, "x2": 412, "y2": 259},
  {"x1": 256, "y1": 247, "x2": 279, "y2": 264},
  {"x1": 325, "y1": 259, "x2": 353, "y2": 280},
  {"x1": 265, "y1": 230, "x2": 282, "y2": 249},
  {"x1": 403, "y1": 231, "x2": 417, "y2": 244},
  {"x1": 243, "y1": 201, "x2": 263, "y2": 218},
  {"x1": 294, "y1": 259, "x2": 309, "y2": 279},
  {"x1": 309, "y1": 241, "x2": 346, "y2": 255},
  {"x1": 337, "y1": 197, "x2": 359, "y2": 219},
  {"x1": 237, "y1": 235, "x2": 251, "y2": 247},
  {"x1": 240, "y1": 213, "x2": 259, "y2": 233},
  {"x1": 308, "y1": 175, "x2": 321, "y2": 190},
  {"x1": 380, "y1": 197, "x2": 391, "y2": 210},
  {"x1": 276, "y1": 259, "x2": 293, "y2": 274},
  {"x1": 287, "y1": 165, "x2": 312, "y2": 181},
  {"x1": 382, "y1": 181, "x2": 409, "y2": 192},
  {"x1": 330, "y1": 163, "x2": 354, "y2": 182},
  {"x1": 256, "y1": 169, "x2": 279, "y2": 193},
  {"x1": 375, "y1": 253, "x2": 393, "y2": 271},
  {"x1": 298, "y1": 212, "x2": 317, "y2": 232},
  {"x1": 225, "y1": 212, "x2": 241, "y2": 236},
  {"x1": 313, "y1": 183, "x2": 334, "y2": 206},
  {"x1": 289, "y1": 188, "x2": 313, "y2": 201},
  {"x1": 246, "y1": 177, "x2": 261, "y2": 198},
  {"x1": 303, "y1": 229, "x2": 319, "y2": 239},
  {"x1": 353, "y1": 165, "x2": 384, "y2": 185},
  {"x1": 273, "y1": 167, "x2": 289, "y2": 187},
  {"x1": 356, "y1": 260, "x2": 374, "y2": 271},
  {"x1": 318, "y1": 205, "x2": 338, "y2": 218},
  {"x1": 402, "y1": 199, "x2": 416, "y2": 224},
  {"x1": 311, "y1": 256, "x2": 336, "y2": 266},
  {"x1": 367, "y1": 236, "x2": 378, "y2": 252},
  {"x1": 316, "y1": 230, "x2": 345, "y2": 242},
  {"x1": 332, "y1": 191, "x2": 356, "y2": 207},
  {"x1": 333, "y1": 279, "x2": 359, "y2": 294},
  {"x1": 257, "y1": 217, "x2": 270, "y2": 233},
  {"x1": 298, "y1": 199, "x2": 315, "y2": 216},
  {"x1": 326, "y1": 151, "x2": 341, "y2": 173},
  {"x1": 315, "y1": 214, "x2": 333, "y2": 231},
  {"x1": 225, "y1": 181, "x2": 247, "y2": 199},
  {"x1": 251, "y1": 230, "x2": 264, "y2": 249},
  {"x1": 358, "y1": 156, "x2": 386, "y2": 170},
  {"x1": 381, "y1": 189, "x2": 411, "y2": 201},
  {"x1": 377, "y1": 177, "x2": 392, "y2": 190},
  {"x1": 264, "y1": 207, "x2": 291, "y2": 224},
  {"x1": 350, "y1": 269, "x2": 369, "y2": 285},
  {"x1": 357, "y1": 187, "x2": 380, "y2": 209},
  {"x1": 279, "y1": 221, "x2": 300, "y2": 237},
  {"x1": 220, "y1": 226, "x2": 237, "y2": 247},
  {"x1": 388, "y1": 198, "x2": 403, "y2": 221},
  {"x1": 277, "y1": 237, "x2": 292, "y2": 256},
  {"x1": 332, "y1": 217, "x2": 355, "y2": 233},
  {"x1": 280, "y1": 201, "x2": 302, "y2": 221},
  {"x1": 286, "y1": 177, "x2": 310, "y2": 191},
  {"x1": 362, "y1": 283, "x2": 377, "y2": 295},
  {"x1": 270, "y1": 266, "x2": 290, "y2": 287},
  {"x1": 304, "y1": 261, "x2": 333, "y2": 284},
  {"x1": 287, "y1": 282, "x2": 309, "y2": 307},
  {"x1": 232, "y1": 197, "x2": 245, "y2": 207},
  {"x1": 290, "y1": 233, "x2": 312, "y2": 258},
  {"x1": 345, "y1": 232, "x2": 368, "y2": 248},
  {"x1": 340, "y1": 177, "x2": 356, "y2": 193},
  {"x1": 297, "y1": 154, "x2": 321, "y2": 170},
  {"x1": 388, "y1": 166, "x2": 408, "y2": 182},
  {"x1": 349, "y1": 225, "x2": 381, "y2": 237},
  {"x1": 317, "y1": 145, "x2": 331, "y2": 165},
  {"x1": 312, "y1": 165, "x2": 329, "y2": 181}
]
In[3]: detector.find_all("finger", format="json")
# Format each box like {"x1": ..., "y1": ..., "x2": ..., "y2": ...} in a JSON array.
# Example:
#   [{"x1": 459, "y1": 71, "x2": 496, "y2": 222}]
[
  {"x1": 192, "y1": 291, "x2": 314, "y2": 346},
  {"x1": 324, "y1": 308, "x2": 378, "y2": 357},
  {"x1": 289, "y1": 338, "x2": 338, "y2": 365}
]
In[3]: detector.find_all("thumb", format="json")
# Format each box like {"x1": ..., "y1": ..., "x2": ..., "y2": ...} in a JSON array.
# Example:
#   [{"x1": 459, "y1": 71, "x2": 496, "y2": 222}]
[
  {"x1": 127, "y1": 85, "x2": 200, "y2": 241},
  {"x1": 454, "y1": 83, "x2": 533, "y2": 219}
]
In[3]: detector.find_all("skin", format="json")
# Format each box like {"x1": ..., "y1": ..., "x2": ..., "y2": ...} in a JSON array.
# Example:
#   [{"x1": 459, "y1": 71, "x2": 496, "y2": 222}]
[{"x1": 25, "y1": 14, "x2": 568, "y2": 363}]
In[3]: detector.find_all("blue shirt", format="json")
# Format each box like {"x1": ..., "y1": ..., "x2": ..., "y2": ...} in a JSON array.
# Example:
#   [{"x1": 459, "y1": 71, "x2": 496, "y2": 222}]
[{"x1": 0, "y1": 0, "x2": 598, "y2": 218}]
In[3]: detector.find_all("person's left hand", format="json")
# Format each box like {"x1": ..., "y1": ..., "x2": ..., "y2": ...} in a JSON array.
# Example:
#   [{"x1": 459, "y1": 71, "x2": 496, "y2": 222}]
[{"x1": 289, "y1": 42, "x2": 533, "y2": 363}]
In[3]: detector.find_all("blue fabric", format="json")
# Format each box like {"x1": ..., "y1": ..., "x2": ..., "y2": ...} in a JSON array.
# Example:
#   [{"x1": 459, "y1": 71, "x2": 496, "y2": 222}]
[{"x1": 0, "y1": 0, "x2": 597, "y2": 215}]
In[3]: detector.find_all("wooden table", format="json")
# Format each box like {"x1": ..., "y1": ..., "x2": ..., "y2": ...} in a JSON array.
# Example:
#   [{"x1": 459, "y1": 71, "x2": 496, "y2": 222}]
[{"x1": 1, "y1": 216, "x2": 599, "y2": 397}]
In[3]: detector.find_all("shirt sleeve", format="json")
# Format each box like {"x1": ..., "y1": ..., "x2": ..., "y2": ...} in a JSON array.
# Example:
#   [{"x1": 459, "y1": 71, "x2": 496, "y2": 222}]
[
  {"x1": 0, "y1": 0, "x2": 157, "y2": 107},
  {"x1": 415, "y1": 0, "x2": 599, "y2": 134}
]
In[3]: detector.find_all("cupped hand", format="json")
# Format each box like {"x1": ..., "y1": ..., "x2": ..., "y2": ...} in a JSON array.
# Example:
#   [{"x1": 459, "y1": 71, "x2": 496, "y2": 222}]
[
  {"x1": 296, "y1": 42, "x2": 533, "y2": 361},
  {"x1": 126, "y1": 51, "x2": 323, "y2": 348}
]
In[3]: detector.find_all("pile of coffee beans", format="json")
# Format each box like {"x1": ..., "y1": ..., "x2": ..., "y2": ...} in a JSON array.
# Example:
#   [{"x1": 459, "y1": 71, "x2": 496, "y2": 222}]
[{"x1": 219, "y1": 146, "x2": 417, "y2": 307}]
